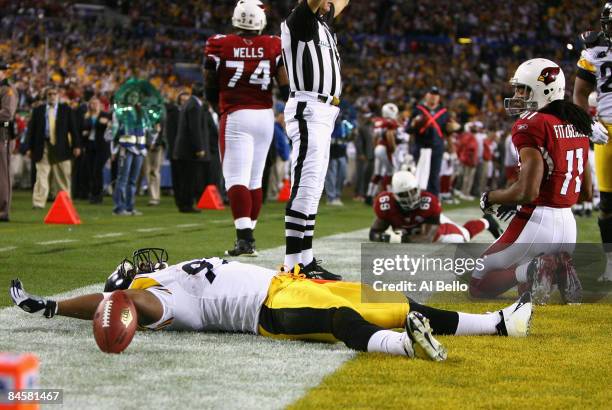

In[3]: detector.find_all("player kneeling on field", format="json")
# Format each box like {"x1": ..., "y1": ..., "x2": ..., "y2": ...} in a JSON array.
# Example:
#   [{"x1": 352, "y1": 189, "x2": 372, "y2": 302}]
[
  {"x1": 370, "y1": 170, "x2": 502, "y2": 243},
  {"x1": 474, "y1": 58, "x2": 593, "y2": 303},
  {"x1": 10, "y1": 248, "x2": 532, "y2": 362}
]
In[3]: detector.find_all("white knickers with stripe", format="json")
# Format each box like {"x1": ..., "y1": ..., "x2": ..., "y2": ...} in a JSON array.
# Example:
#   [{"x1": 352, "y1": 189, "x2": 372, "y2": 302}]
[{"x1": 284, "y1": 98, "x2": 339, "y2": 215}]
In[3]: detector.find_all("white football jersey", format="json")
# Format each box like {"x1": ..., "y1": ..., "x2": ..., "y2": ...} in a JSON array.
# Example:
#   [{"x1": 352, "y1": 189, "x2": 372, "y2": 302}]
[
  {"x1": 578, "y1": 41, "x2": 612, "y2": 121},
  {"x1": 129, "y1": 257, "x2": 276, "y2": 333}
]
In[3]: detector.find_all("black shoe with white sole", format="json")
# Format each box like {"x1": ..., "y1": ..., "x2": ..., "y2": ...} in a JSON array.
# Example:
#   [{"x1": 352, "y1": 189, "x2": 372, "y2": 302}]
[
  {"x1": 404, "y1": 311, "x2": 447, "y2": 361},
  {"x1": 301, "y1": 259, "x2": 342, "y2": 281},
  {"x1": 225, "y1": 239, "x2": 258, "y2": 257}
]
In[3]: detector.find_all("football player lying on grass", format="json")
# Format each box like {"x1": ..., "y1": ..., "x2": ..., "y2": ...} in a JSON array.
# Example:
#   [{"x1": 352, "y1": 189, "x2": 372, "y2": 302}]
[
  {"x1": 9, "y1": 248, "x2": 532, "y2": 362},
  {"x1": 370, "y1": 171, "x2": 503, "y2": 244}
]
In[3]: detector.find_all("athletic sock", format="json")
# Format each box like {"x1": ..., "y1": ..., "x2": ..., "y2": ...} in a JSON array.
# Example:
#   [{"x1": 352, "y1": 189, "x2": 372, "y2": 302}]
[
  {"x1": 463, "y1": 219, "x2": 487, "y2": 240},
  {"x1": 284, "y1": 208, "x2": 307, "y2": 268},
  {"x1": 331, "y1": 307, "x2": 385, "y2": 352},
  {"x1": 515, "y1": 262, "x2": 531, "y2": 283},
  {"x1": 381, "y1": 175, "x2": 392, "y2": 191},
  {"x1": 228, "y1": 185, "x2": 252, "y2": 233},
  {"x1": 367, "y1": 330, "x2": 410, "y2": 356},
  {"x1": 408, "y1": 299, "x2": 459, "y2": 335},
  {"x1": 249, "y1": 188, "x2": 263, "y2": 222},
  {"x1": 455, "y1": 312, "x2": 500, "y2": 336},
  {"x1": 301, "y1": 214, "x2": 316, "y2": 266}
]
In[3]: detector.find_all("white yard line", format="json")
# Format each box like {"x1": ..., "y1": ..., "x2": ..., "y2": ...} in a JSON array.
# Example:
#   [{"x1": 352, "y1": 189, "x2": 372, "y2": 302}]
[
  {"x1": 0, "y1": 246, "x2": 17, "y2": 252},
  {"x1": 92, "y1": 232, "x2": 125, "y2": 239},
  {"x1": 135, "y1": 227, "x2": 165, "y2": 233},
  {"x1": 36, "y1": 239, "x2": 78, "y2": 246},
  {"x1": 175, "y1": 223, "x2": 201, "y2": 228}
]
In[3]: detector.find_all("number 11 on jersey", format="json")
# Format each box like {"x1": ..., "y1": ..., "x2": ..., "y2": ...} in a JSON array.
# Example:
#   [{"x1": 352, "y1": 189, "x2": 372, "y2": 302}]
[{"x1": 561, "y1": 148, "x2": 584, "y2": 195}]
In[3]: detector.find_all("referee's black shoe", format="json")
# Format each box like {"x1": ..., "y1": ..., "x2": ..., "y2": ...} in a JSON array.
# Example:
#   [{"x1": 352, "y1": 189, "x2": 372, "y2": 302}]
[
  {"x1": 225, "y1": 239, "x2": 258, "y2": 257},
  {"x1": 301, "y1": 259, "x2": 342, "y2": 281}
]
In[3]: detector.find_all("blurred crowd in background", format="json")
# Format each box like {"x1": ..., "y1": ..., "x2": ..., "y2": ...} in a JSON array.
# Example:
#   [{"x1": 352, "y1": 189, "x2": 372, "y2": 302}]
[{"x1": 0, "y1": 0, "x2": 601, "y2": 212}]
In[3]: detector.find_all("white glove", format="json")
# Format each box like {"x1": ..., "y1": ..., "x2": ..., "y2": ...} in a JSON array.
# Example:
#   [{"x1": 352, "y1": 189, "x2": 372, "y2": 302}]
[{"x1": 591, "y1": 121, "x2": 609, "y2": 145}]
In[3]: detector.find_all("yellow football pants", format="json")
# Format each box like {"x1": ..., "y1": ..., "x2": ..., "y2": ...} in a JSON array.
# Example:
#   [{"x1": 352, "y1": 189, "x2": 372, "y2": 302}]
[
  {"x1": 258, "y1": 275, "x2": 409, "y2": 343},
  {"x1": 598, "y1": 124, "x2": 612, "y2": 193}
]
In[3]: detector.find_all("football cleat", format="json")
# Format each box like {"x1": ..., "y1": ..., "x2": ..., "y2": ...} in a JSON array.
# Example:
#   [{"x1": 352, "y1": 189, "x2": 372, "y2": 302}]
[
  {"x1": 526, "y1": 254, "x2": 558, "y2": 305},
  {"x1": 301, "y1": 259, "x2": 342, "y2": 281},
  {"x1": 483, "y1": 214, "x2": 503, "y2": 239},
  {"x1": 556, "y1": 252, "x2": 582, "y2": 304},
  {"x1": 9, "y1": 279, "x2": 57, "y2": 318},
  {"x1": 225, "y1": 239, "x2": 258, "y2": 257},
  {"x1": 404, "y1": 311, "x2": 447, "y2": 361},
  {"x1": 496, "y1": 292, "x2": 532, "y2": 337}
]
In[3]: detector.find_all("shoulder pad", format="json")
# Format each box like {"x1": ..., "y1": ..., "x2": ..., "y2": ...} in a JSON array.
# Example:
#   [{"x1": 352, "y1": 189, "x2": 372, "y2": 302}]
[{"x1": 579, "y1": 31, "x2": 607, "y2": 49}]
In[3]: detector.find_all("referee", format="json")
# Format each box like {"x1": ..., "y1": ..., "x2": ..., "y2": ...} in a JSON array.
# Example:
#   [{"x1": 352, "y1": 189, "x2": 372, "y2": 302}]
[{"x1": 281, "y1": 0, "x2": 350, "y2": 280}]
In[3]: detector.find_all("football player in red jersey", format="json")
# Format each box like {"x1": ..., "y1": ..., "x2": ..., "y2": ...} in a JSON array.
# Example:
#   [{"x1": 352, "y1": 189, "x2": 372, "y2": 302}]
[
  {"x1": 365, "y1": 103, "x2": 399, "y2": 205},
  {"x1": 369, "y1": 171, "x2": 502, "y2": 244},
  {"x1": 204, "y1": 0, "x2": 289, "y2": 257},
  {"x1": 474, "y1": 58, "x2": 594, "y2": 303}
]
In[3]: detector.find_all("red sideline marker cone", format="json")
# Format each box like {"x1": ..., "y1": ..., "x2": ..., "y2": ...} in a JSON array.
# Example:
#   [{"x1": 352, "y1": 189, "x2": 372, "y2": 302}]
[
  {"x1": 197, "y1": 185, "x2": 225, "y2": 210},
  {"x1": 44, "y1": 191, "x2": 81, "y2": 225},
  {"x1": 277, "y1": 179, "x2": 291, "y2": 202}
]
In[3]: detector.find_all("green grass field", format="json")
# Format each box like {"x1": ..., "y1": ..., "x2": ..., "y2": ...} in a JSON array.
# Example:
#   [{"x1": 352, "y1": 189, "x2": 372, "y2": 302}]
[{"x1": 1, "y1": 190, "x2": 611, "y2": 409}]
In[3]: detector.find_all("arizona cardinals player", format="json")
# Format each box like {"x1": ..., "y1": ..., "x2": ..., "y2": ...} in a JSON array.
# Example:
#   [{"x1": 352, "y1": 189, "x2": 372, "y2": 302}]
[
  {"x1": 365, "y1": 103, "x2": 399, "y2": 205},
  {"x1": 475, "y1": 58, "x2": 593, "y2": 303},
  {"x1": 9, "y1": 247, "x2": 534, "y2": 362},
  {"x1": 370, "y1": 171, "x2": 502, "y2": 244},
  {"x1": 204, "y1": 0, "x2": 289, "y2": 257},
  {"x1": 573, "y1": 2, "x2": 612, "y2": 282}
]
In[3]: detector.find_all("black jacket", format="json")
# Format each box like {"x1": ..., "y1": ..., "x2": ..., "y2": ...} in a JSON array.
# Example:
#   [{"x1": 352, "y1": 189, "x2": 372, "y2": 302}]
[
  {"x1": 81, "y1": 111, "x2": 112, "y2": 156},
  {"x1": 27, "y1": 103, "x2": 80, "y2": 162},
  {"x1": 173, "y1": 96, "x2": 211, "y2": 162}
]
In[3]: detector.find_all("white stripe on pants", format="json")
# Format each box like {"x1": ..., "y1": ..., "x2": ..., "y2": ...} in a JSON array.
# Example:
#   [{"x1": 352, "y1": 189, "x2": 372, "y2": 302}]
[{"x1": 284, "y1": 98, "x2": 339, "y2": 215}]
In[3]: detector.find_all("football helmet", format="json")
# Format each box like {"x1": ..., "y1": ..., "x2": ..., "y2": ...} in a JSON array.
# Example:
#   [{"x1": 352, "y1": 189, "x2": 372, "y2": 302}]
[
  {"x1": 133, "y1": 247, "x2": 169, "y2": 273},
  {"x1": 504, "y1": 58, "x2": 565, "y2": 116},
  {"x1": 602, "y1": 2, "x2": 612, "y2": 41},
  {"x1": 103, "y1": 248, "x2": 169, "y2": 292},
  {"x1": 391, "y1": 171, "x2": 421, "y2": 211},
  {"x1": 104, "y1": 259, "x2": 137, "y2": 292},
  {"x1": 232, "y1": 0, "x2": 267, "y2": 33},
  {"x1": 381, "y1": 103, "x2": 399, "y2": 120}
]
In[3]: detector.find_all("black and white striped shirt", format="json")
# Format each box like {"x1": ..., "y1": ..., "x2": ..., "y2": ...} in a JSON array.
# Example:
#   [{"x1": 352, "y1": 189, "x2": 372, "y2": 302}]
[{"x1": 281, "y1": 2, "x2": 342, "y2": 98}]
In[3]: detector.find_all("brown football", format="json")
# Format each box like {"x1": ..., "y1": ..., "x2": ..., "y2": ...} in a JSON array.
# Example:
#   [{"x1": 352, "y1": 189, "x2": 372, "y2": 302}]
[{"x1": 93, "y1": 290, "x2": 137, "y2": 354}]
